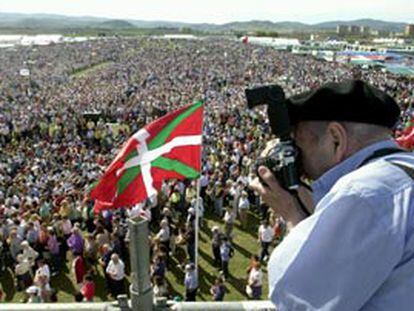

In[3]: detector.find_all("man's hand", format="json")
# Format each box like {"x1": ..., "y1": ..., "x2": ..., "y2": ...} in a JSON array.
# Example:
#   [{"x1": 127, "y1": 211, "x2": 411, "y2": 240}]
[{"x1": 249, "y1": 166, "x2": 313, "y2": 230}]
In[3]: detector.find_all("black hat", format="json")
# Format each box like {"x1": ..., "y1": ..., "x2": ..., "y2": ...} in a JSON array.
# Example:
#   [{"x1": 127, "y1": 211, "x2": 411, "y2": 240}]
[{"x1": 286, "y1": 79, "x2": 400, "y2": 129}]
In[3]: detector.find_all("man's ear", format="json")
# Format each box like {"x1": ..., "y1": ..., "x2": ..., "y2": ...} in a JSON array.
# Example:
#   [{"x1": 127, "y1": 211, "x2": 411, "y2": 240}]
[{"x1": 327, "y1": 122, "x2": 348, "y2": 163}]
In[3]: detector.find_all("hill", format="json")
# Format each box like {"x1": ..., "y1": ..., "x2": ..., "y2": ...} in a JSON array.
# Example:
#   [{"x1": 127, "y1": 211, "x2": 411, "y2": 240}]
[
  {"x1": 98, "y1": 19, "x2": 136, "y2": 29},
  {"x1": 315, "y1": 18, "x2": 407, "y2": 32},
  {"x1": 0, "y1": 12, "x2": 408, "y2": 33}
]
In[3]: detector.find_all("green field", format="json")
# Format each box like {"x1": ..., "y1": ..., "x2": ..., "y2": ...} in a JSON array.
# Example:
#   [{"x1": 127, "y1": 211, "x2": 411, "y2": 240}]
[{"x1": 71, "y1": 61, "x2": 113, "y2": 79}]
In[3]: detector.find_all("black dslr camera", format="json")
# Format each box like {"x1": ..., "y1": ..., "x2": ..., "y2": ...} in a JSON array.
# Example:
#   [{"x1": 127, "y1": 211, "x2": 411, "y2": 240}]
[{"x1": 245, "y1": 85, "x2": 299, "y2": 192}]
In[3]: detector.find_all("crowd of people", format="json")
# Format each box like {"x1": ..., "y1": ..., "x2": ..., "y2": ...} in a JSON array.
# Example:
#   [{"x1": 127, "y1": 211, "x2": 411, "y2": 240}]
[{"x1": 0, "y1": 36, "x2": 413, "y2": 303}]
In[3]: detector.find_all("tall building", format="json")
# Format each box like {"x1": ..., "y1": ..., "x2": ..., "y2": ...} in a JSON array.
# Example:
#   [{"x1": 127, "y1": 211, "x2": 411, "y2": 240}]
[
  {"x1": 337, "y1": 25, "x2": 348, "y2": 36},
  {"x1": 348, "y1": 25, "x2": 360, "y2": 35},
  {"x1": 405, "y1": 24, "x2": 414, "y2": 37},
  {"x1": 360, "y1": 26, "x2": 371, "y2": 36}
]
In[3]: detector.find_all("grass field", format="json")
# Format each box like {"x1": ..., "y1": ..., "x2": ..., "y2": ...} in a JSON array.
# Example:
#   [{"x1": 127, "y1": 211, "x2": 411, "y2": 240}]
[
  {"x1": 71, "y1": 61, "x2": 113, "y2": 79},
  {"x1": 0, "y1": 209, "x2": 273, "y2": 303}
]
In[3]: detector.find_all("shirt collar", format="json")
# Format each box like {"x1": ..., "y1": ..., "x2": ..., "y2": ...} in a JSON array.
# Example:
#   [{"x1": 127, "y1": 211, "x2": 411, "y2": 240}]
[{"x1": 312, "y1": 139, "x2": 399, "y2": 206}]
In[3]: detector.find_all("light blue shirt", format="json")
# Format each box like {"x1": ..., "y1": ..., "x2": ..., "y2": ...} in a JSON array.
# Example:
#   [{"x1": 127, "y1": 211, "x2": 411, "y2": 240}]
[
  {"x1": 185, "y1": 270, "x2": 198, "y2": 290},
  {"x1": 268, "y1": 140, "x2": 414, "y2": 311}
]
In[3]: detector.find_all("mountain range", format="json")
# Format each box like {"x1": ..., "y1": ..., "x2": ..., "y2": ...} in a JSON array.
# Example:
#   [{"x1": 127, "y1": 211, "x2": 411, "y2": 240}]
[{"x1": 0, "y1": 12, "x2": 408, "y2": 33}]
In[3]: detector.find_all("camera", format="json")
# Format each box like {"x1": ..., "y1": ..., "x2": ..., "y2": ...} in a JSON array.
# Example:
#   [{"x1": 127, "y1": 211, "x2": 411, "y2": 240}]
[{"x1": 245, "y1": 85, "x2": 300, "y2": 192}]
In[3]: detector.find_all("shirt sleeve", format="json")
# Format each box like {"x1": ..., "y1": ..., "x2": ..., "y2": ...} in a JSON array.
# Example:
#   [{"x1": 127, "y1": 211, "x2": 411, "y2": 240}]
[{"x1": 268, "y1": 184, "x2": 406, "y2": 311}]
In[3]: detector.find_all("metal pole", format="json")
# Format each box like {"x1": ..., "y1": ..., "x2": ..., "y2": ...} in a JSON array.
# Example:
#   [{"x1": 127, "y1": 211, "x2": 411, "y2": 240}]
[
  {"x1": 194, "y1": 178, "x2": 201, "y2": 275},
  {"x1": 128, "y1": 218, "x2": 153, "y2": 311},
  {"x1": 194, "y1": 101, "x2": 205, "y2": 276}
]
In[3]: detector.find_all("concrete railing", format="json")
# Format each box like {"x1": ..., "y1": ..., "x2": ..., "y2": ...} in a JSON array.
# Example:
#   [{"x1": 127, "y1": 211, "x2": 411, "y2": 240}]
[
  {"x1": 0, "y1": 302, "x2": 119, "y2": 311},
  {"x1": 171, "y1": 300, "x2": 276, "y2": 310},
  {"x1": 0, "y1": 300, "x2": 276, "y2": 311}
]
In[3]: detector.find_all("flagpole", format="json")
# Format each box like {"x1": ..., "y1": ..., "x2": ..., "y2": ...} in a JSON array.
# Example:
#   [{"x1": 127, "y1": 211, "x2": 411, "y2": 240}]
[
  {"x1": 195, "y1": 100, "x2": 204, "y2": 280},
  {"x1": 194, "y1": 175, "x2": 201, "y2": 276}
]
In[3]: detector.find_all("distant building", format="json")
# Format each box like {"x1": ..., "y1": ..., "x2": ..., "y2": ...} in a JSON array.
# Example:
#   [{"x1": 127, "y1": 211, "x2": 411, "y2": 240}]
[
  {"x1": 370, "y1": 29, "x2": 391, "y2": 37},
  {"x1": 337, "y1": 25, "x2": 348, "y2": 36},
  {"x1": 360, "y1": 26, "x2": 371, "y2": 36},
  {"x1": 405, "y1": 24, "x2": 414, "y2": 37},
  {"x1": 337, "y1": 25, "x2": 368, "y2": 36},
  {"x1": 348, "y1": 25, "x2": 360, "y2": 35}
]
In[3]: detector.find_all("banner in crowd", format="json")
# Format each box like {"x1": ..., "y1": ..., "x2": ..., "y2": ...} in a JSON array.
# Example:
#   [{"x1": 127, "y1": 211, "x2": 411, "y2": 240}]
[{"x1": 91, "y1": 101, "x2": 204, "y2": 210}]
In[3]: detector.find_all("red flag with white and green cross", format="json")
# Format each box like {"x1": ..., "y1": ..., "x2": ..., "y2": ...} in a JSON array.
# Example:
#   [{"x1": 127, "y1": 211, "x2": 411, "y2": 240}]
[{"x1": 90, "y1": 102, "x2": 204, "y2": 209}]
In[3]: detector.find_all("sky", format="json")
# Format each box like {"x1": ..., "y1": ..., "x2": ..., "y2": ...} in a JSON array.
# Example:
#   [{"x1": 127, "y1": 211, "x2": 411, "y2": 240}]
[{"x1": 0, "y1": 0, "x2": 413, "y2": 24}]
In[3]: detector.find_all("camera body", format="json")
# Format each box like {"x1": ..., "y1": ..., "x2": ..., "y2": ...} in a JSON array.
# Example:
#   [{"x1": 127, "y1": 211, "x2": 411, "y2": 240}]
[{"x1": 245, "y1": 85, "x2": 300, "y2": 191}]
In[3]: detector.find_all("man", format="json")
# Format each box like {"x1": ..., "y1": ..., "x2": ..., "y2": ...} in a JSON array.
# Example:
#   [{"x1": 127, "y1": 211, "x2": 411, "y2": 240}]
[
  {"x1": 223, "y1": 205, "x2": 236, "y2": 240},
  {"x1": 211, "y1": 226, "x2": 222, "y2": 267},
  {"x1": 258, "y1": 220, "x2": 273, "y2": 262},
  {"x1": 20, "y1": 240, "x2": 39, "y2": 266},
  {"x1": 33, "y1": 259, "x2": 51, "y2": 301},
  {"x1": 156, "y1": 219, "x2": 170, "y2": 254},
  {"x1": 67, "y1": 227, "x2": 84, "y2": 256},
  {"x1": 250, "y1": 80, "x2": 414, "y2": 310},
  {"x1": 15, "y1": 254, "x2": 32, "y2": 291},
  {"x1": 210, "y1": 276, "x2": 226, "y2": 301},
  {"x1": 184, "y1": 263, "x2": 198, "y2": 301},
  {"x1": 238, "y1": 191, "x2": 250, "y2": 229},
  {"x1": 220, "y1": 236, "x2": 233, "y2": 278},
  {"x1": 105, "y1": 253, "x2": 125, "y2": 298},
  {"x1": 46, "y1": 227, "x2": 61, "y2": 275}
]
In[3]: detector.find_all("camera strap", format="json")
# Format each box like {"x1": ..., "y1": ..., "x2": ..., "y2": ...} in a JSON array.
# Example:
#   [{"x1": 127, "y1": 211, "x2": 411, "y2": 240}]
[
  {"x1": 358, "y1": 147, "x2": 414, "y2": 180},
  {"x1": 291, "y1": 191, "x2": 312, "y2": 218},
  {"x1": 358, "y1": 148, "x2": 408, "y2": 167}
]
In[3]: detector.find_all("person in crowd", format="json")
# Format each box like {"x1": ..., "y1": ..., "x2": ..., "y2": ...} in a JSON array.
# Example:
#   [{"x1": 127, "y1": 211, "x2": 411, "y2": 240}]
[
  {"x1": 185, "y1": 183, "x2": 197, "y2": 209},
  {"x1": 185, "y1": 225, "x2": 196, "y2": 263},
  {"x1": 99, "y1": 243, "x2": 113, "y2": 285},
  {"x1": 80, "y1": 274, "x2": 95, "y2": 302},
  {"x1": 156, "y1": 219, "x2": 170, "y2": 256},
  {"x1": 257, "y1": 220, "x2": 274, "y2": 262},
  {"x1": 174, "y1": 227, "x2": 188, "y2": 268},
  {"x1": 151, "y1": 254, "x2": 166, "y2": 281},
  {"x1": 238, "y1": 191, "x2": 250, "y2": 229},
  {"x1": 67, "y1": 227, "x2": 84, "y2": 256},
  {"x1": 153, "y1": 275, "x2": 168, "y2": 298},
  {"x1": 21, "y1": 241, "x2": 39, "y2": 267},
  {"x1": 210, "y1": 276, "x2": 226, "y2": 301},
  {"x1": 72, "y1": 252, "x2": 86, "y2": 289},
  {"x1": 15, "y1": 254, "x2": 33, "y2": 291},
  {"x1": 213, "y1": 181, "x2": 224, "y2": 217},
  {"x1": 247, "y1": 260, "x2": 263, "y2": 300},
  {"x1": 7, "y1": 229, "x2": 22, "y2": 261},
  {"x1": 220, "y1": 236, "x2": 233, "y2": 279},
  {"x1": 84, "y1": 233, "x2": 98, "y2": 270},
  {"x1": 272, "y1": 215, "x2": 286, "y2": 245},
  {"x1": 184, "y1": 263, "x2": 198, "y2": 301},
  {"x1": 46, "y1": 227, "x2": 61, "y2": 275},
  {"x1": 105, "y1": 253, "x2": 125, "y2": 298},
  {"x1": 33, "y1": 259, "x2": 51, "y2": 302},
  {"x1": 211, "y1": 226, "x2": 222, "y2": 267},
  {"x1": 223, "y1": 205, "x2": 236, "y2": 240},
  {"x1": 186, "y1": 207, "x2": 196, "y2": 229},
  {"x1": 25, "y1": 222, "x2": 39, "y2": 247}
]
